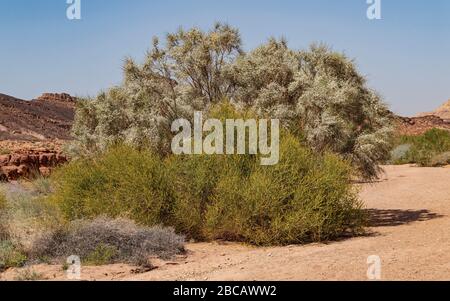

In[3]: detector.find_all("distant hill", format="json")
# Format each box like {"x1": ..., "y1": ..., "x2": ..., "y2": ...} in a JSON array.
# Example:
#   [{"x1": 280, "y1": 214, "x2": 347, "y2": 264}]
[
  {"x1": 1, "y1": 92, "x2": 449, "y2": 141},
  {"x1": 418, "y1": 99, "x2": 450, "y2": 120},
  {"x1": 395, "y1": 114, "x2": 450, "y2": 136},
  {"x1": 0, "y1": 93, "x2": 75, "y2": 141}
]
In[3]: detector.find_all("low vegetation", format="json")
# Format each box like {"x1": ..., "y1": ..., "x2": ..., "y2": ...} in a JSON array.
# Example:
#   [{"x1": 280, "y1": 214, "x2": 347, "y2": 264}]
[
  {"x1": 30, "y1": 217, "x2": 185, "y2": 266},
  {"x1": 0, "y1": 183, "x2": 185, "y2": 272},
  {"x1": 391, "y1": 129, "x2": 450, "y2": 166},
  {"x1": 13, "y1": 269, "x2": 44, "y2": 281},
  {"x1": 0, "y1": 148, "x2": 10, "y2": 155},
  {"x1": 0, "y1": 184, "x2": 64, "y2": 252},
  {"x1": 0, "y1": 240, "x2": 27, "y2": 272}
]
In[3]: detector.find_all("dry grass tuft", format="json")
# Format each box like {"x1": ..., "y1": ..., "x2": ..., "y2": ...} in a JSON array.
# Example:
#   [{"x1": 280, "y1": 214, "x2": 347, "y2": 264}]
[{"x1": 30, "y1": 217, "x2": 185, "y2": 267}]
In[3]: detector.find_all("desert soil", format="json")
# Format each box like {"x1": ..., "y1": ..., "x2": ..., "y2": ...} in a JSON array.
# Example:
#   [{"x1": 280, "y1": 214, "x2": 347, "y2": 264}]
[{"x1": 2, "y1": 165, "x2": 450, "y2": 281}]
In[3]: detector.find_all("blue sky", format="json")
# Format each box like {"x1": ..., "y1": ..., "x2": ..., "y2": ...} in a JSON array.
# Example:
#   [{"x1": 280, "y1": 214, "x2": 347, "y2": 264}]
[{"x1": 0, "y1": 0, "x2": 449, "y2": 116}]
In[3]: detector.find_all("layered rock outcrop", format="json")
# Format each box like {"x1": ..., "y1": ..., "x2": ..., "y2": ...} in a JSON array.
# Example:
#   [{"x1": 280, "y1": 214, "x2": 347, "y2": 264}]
[
  {"x1": 0, "y1": 92, "x2": 75, "y2": 181},
  {"x1": 0, "y1": 150, "x2": 68, "y2": 181},
  {"x1": 0, "y1": 93, "x2": 75, "y2": 141},
  {"x1": 36, "y1": 93, "x2": 77, "y2": 103}
]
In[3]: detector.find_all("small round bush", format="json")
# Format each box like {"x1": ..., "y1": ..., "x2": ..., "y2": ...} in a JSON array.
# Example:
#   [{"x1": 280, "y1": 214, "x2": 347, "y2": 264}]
[{"x1": 30, "y1": 217, "x2": 185, "y2": 266}]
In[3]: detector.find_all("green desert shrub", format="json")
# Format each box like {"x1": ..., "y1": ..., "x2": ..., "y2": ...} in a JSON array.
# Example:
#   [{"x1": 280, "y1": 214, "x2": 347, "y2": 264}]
[
  {"x1": 392, "y1": 129, "x2": 450, "y2": 166},
  {"x1": 390, "y1": 144, "x2": 412, "y2": 163},
  {"x1": 167, "y1": 154, "x2": 257, "y2": 241},
  {"x1": 166, "y1": 155, "x2": 229, "y2": 240},
  {"x1": 49, "y1": 145, "x2": 175, "y2": 226},
  {"x1": 166, "y1": 102, "x2": 259, "y2": 239},
  {"x1": 50, "y1": 137, "x2": 365, "y2": 245},
  {"x1": 169, "y1": 135, "x2": 364, "y2": 244},
  {"x1": 168, "y1": 103, "x2": 365, "y2": 243},
  {"x1": 204, "y1": 134, "x2": 365, "y2": 245},
  {"x1": 30, "y1": 217, "x2": 185, "y2": 266},
  {"x1": 30, "y1": 176, "x2": 53, "y2": 196}
]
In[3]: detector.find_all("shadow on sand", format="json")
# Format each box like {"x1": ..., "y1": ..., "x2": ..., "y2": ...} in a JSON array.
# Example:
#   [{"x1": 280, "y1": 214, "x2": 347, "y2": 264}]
[{"x1": 365, "y1": 209, "x2": 444, "y2": 227}]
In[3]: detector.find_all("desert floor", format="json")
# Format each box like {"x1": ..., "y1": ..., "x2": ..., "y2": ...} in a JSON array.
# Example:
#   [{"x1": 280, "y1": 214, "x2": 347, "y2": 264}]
[{"x1": 2, "y1": 165, "x2": 450, "y2": 281}]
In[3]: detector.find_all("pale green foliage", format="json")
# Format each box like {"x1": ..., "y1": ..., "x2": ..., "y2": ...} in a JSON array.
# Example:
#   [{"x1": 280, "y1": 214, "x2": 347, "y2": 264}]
[
  {"x1": 70, "y1": 23, "x2": 242, "y2": 156},
  {"x1": 70, "y1": 24, "x2": 392, "y2": 179},
  {"x1": 225, "y1": 38, "x2": 299, "y2": 117},
  {"x1": 229, "y1": 41, "x2": 393, "y2": 179}
]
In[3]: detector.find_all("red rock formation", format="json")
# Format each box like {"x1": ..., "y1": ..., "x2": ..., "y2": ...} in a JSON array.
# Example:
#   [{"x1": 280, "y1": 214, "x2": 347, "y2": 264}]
[
  {"x1": 36, "y1": 93, "x2": 77, "y2": 103},
  {"x1": 0, "y1": 150, "x2": 68, "y2": 181}
]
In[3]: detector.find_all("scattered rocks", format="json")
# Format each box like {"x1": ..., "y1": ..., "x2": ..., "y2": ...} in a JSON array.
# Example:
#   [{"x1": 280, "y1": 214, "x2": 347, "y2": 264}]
[
  {"x1": 0, "y1": 140, "x2": 69, "y2": 181},
  {"x1": 395, "y1": 115, "x2": 450, "y2": 136}
]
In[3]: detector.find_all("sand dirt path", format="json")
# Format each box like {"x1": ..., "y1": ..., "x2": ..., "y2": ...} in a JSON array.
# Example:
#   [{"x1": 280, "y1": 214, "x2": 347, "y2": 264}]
[{"x1": 2, "y1": 165, "x2": 450, "y2": 281}]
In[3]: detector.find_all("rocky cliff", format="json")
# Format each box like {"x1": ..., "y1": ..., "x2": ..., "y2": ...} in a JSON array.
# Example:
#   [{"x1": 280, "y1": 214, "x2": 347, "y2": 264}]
[
  {"x1": 0, "y1": 93, "x2": 75, "y2": 180},
  {"x1": 0, "y1": 93, "x2": 75, "y2": 141}
]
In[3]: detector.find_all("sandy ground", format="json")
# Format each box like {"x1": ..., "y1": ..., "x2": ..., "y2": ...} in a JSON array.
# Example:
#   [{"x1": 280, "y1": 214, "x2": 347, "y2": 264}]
[{"x1": 2, "y1": 165, "x2": 450, "y2": 281}]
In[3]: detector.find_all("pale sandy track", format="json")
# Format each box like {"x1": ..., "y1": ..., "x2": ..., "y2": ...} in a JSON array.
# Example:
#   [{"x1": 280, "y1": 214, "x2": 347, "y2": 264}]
[{"x1": 2, "y1": 165, "x2": 450, "y2": 281}]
